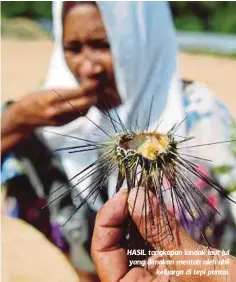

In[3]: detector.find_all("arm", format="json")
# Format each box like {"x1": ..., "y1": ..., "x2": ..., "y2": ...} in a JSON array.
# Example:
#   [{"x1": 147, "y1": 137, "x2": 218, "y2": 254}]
[
  {"x1": 1, "y1": 82, "x2": 98, "y2": 155},
  {"x1": 1, "y1": 102, "x2": 31, "y2": 154}
]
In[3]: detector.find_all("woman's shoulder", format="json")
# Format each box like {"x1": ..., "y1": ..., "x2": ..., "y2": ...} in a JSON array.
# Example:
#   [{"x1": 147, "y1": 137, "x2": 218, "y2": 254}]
[
  {"x1": 182, "y1": 80, "x2": 236, "y2": 194},
  {"x1": 182, "y1": 80, "x2": 225, "y2": 113},
  {"x1": 182, "y1": 79, "x2": 233, "y2": 133}
]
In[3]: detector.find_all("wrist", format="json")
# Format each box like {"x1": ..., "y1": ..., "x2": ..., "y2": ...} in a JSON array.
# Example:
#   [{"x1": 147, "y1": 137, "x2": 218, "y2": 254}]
[{"x1": 2, "y1": 101, "x2": 28, "y2": 133}]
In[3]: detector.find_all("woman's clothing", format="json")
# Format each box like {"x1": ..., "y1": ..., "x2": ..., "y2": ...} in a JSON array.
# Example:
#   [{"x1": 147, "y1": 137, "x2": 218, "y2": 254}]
[
  {"x1": 175, "y1": 81, "x2": 236, "y2": 254},
  {"x1": 1, "y1": 119, "x2": 96, "y2": 271}
]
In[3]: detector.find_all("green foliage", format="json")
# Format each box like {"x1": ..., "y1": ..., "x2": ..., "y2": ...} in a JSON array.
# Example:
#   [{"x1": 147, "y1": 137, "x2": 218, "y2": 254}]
[
  {"x1": 211, "y1": 6, "x2": 236, "y2": 34},
  {"x1": 175, "y1": 15, "x2": 205, "y2": 32},
  {"x1": 30, "y1": 2, "x2": 52, "y2": 19},
  {"x1": 1, "y1": 1, "x2": 52, "y2": 20},
  {"x1": 170, "y1": 1, "x2": 236, "y2": 35},
  {"x1": 1, "y1": 1, "x2": 236, "y2": 34},
  {"x1": 182, "y1": 49, "x2": 236, "y2": 59},
  {"x1": 1, "y1": 1, "x2": 29, "y2": 18}
]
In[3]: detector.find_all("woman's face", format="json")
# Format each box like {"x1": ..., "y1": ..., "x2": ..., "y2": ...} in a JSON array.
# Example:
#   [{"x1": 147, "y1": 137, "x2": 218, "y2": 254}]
[{"x1": 63, "y1": 3, "x2": 121, "y2": 108}]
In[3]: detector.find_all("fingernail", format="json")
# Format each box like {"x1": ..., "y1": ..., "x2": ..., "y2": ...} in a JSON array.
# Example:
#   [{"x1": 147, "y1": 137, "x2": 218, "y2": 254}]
[
  {"x1": 128, "y1": 187, "x2": 147, "y2": 215},
  {"x1": 119, "y1": 187, "x2": 128, "y2": 193},
  {"x1": 94, "y1": 64, "x2": 102, "y2": 74},
  {"x1": 111, "y1": 187, "x2": 128, "y2": 201}
]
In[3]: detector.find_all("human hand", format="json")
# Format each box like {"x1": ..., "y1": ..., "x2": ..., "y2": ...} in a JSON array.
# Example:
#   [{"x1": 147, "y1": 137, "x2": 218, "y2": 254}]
[
  {"x1": 1, "y1": 81, "x2": 98, "y2": 153},
  {"x1": 91, "y1": 187, "x2": 236, "y2": 282},
  {"x1": 9, "y1": 80, "x2": 98, "y2": 129}
]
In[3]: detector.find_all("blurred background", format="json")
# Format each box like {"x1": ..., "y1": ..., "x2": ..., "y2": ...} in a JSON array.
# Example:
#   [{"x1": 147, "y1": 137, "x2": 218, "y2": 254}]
[
  {"x1": 1, "y1": 1, "x2": 236, "y2": 116},
  {"x1": 2, "y1": 1, "x2": 236, "y2": 35}
]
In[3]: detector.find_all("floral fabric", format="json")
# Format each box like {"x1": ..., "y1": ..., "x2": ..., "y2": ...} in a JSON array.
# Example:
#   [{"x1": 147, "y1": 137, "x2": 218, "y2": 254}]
[{"x1": 182, "y1": 81, "x2": 236, "y2": 254}]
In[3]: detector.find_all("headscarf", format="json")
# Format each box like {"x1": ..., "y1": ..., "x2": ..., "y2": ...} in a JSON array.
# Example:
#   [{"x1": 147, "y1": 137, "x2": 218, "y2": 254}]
[{"x1": 42, "y1": 1, "x2": 186, "y2": 212}]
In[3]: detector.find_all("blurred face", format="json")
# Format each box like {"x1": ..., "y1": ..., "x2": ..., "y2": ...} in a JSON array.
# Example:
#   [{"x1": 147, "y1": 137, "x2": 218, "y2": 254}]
[{"x1": 63, "y1": 3, "x2": 121, "y2": 108}]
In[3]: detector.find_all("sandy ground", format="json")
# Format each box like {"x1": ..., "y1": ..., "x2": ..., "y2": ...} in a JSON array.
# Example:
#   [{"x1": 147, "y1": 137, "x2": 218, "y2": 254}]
[
  {"x1": 2, "y1": 39, "x2": 236, "y2": 117},
  {"x1": 2, "y1": 216, "x2": 79, "y2": 282}
]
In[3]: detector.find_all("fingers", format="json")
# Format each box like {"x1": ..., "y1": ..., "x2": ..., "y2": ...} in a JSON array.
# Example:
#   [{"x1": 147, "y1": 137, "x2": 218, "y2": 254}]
[
  {"x1": 45, "y1": 94, "x2": 97, "y2": 119},
  {"x1": 128, "y1": 186, "x2": 198, "y2": 252},
  {"x1": 37, "y1": 81, "x2": 98, "y2": 125},
  {"x1": 52, "y1": 80, "x2": 98, "y2": 102},
  {"x1": 91, "y1": 188, "x2": 129, "y2": 282},
  {"x1": 92, "y1": 188, "x2": 165, "y2": 282},
  {"x1": 127, "y1": 187, "x2": 214, "y2": 282},
  {"x1": 120, "y1": 267, "x2": 160, "y2": 282},
  {"x1": 128, "y1": 187, "x2": 236, "y2": 282},
  {"x1": 3, "y1": 81, "x2": 99, "y2": 131},
  {"x1": 44, "y1": 81, "x2": 99, "y2": 122}
]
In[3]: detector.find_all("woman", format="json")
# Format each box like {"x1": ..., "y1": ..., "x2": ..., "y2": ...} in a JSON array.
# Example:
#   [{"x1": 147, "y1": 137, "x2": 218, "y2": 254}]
[{"x1": 1, "y1": 1, "x2": 236, "y2": 281}]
